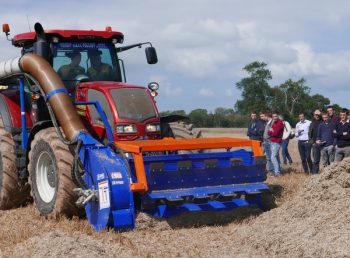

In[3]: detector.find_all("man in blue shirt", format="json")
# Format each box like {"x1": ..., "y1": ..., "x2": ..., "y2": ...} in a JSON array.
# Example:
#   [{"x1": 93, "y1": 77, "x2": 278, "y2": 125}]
[
  {"x1": 247, "y1": 111, "x2": 264, "y2": 141},
  {"x1": 334, "y1": 108, "x2": 350, "y2": 162},
  {"x1": 316, "y1": 112, "x2": 336, "y2": 167}
]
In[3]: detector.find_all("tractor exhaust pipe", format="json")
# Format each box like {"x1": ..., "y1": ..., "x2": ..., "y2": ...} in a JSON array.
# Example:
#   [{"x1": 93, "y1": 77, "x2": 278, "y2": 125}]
[
  {"x1": 0, "y1": 54, "x2": 86, "y2": 141},
  {"x1": 33, "y1": 22, "x2": 51, "y2": 62}
]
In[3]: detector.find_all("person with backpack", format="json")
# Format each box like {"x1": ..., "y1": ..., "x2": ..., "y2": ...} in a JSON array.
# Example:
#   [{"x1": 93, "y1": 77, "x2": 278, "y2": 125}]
[{"x1": 280, "y1": 115, "x2": 294, "y2": 165}]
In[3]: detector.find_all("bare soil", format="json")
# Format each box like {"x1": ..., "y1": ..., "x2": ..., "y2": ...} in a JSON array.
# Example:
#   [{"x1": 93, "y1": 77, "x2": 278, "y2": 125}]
[{"x1": 0, "y1": 128, "x2": 348, "y2": 257}]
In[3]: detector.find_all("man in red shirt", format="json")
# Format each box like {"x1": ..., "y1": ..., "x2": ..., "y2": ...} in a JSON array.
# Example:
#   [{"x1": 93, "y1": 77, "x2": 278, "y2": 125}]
[{"x1": 268, "y1": 111, "x2": 284, "y2": 176}]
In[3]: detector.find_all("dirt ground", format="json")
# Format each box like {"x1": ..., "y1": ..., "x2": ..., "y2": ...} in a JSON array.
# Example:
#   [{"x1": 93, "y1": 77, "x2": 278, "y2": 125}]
[{"x1": 1, "y1": 128, "x2": 349, "y2": 257}]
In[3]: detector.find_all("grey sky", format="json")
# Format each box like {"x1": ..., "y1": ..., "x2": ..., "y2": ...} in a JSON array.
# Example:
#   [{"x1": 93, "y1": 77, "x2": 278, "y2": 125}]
[{"x1": 1, "y1": 0, "x2": 350, "y2": 111}]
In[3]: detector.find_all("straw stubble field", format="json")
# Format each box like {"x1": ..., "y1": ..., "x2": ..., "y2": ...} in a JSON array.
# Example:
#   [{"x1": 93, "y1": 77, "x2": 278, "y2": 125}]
[{"x1": 0, "y1": 128, "x2": 349, "y2": 257}]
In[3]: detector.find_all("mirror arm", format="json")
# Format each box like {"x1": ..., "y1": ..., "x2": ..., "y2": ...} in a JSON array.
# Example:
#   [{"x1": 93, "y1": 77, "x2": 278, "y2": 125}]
[{"x1": 116, "y1": 42, "x2": 152, "y2": 53}]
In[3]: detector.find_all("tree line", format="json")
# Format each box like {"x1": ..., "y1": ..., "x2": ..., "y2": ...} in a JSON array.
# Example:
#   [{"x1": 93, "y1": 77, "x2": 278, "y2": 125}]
[{"x1": 161, "y1": 61, "x2": 342, "y2": 127}]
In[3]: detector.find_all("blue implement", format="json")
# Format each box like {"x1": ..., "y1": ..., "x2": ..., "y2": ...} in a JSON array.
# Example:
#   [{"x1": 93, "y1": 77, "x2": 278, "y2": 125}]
[
  {"x1": 76, "y1": 132, "x2": 135, "y2": 231},
  {"x1": 127, "y1": 149, "x2": 268, "y2": 218},
  {"x1": 76, "y1": 132, "x2": 268, "y2": 231}
]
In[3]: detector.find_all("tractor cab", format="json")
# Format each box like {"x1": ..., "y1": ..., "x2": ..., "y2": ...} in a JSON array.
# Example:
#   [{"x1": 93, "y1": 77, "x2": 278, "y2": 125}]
[
  {"x1": 12, "y1": 26, "x2": 157, "y2": 87},
  {"x1": 11, "y1": 25, "x2": 161, "y2": 142}
]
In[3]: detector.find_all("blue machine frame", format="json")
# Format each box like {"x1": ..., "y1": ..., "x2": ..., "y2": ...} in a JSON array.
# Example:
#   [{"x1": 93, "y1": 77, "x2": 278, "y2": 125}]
[{"x1": 74, "y1": 101, "x2": 114, "y2": 143}]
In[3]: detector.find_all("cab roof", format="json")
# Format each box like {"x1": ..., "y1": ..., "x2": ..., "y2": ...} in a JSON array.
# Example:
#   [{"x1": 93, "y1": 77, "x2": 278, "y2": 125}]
[{"x1": 12, "y1": 29, "x2": 124, "y2": 47}]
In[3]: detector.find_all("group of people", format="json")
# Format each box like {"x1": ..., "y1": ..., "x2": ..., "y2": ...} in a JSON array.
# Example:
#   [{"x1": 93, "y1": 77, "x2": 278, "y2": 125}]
[
  {"x1": 247, "y1": 105, "x2": 350, "y2": 176},
  {"x1": 247, "y1": 110, "x2": 292, "y2": 176},
  {"x1": 296, "y1": 106, "x2": 350, "y2": 174}
]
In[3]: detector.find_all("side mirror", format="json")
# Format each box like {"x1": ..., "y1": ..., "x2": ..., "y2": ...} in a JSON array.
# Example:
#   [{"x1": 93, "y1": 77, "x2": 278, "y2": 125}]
[{"x1": 145, "y1": 47, "x2": 158, "y2": 64}]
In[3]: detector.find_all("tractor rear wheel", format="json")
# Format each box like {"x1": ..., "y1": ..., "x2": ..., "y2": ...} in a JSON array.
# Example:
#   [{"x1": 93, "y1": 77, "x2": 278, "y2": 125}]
[
  {"x1": 0, "y1": 117, "x2": 29, "y2": 209},
  {"x1": 162, "y1": 121, "x2": 202, "y2": 153},
  {"x1": 164, "y1": 121, "x2": 202, "y2": 139},
  {"x1": 28, "y1": 127, "x2": 82, "y2": 218}
]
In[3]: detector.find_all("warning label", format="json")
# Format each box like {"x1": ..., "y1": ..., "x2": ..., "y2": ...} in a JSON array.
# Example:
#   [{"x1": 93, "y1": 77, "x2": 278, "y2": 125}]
[
  {"x1": 111, "y1": 172, "x2": 122, "y2": 179},
  {"x1": 98, "y1": 181, "x2": 110, "y2": 210}
]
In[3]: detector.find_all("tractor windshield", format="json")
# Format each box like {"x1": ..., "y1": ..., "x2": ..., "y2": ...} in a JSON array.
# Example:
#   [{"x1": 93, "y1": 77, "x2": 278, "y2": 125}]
[
  {"x1": 111, "y1": 88, "x2": 157, "y2": 122},
  {"x1": 52, "y1": 42, "x2": 122, "y2": 89}
]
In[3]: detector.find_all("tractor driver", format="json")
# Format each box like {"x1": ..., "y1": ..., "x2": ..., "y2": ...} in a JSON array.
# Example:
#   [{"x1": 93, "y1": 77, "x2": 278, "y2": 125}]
[
  {"x1": 57, "y1": 51, "x2": 85, "y2": 89},
  {"x1": 87, "y1": 50, "x2": 114, "y2": 81}
]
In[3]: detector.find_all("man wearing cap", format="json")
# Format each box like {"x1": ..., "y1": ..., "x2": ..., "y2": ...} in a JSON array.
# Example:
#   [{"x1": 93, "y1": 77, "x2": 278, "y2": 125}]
[
  {"x1": 58, "y1": 51, "x2": 85, "y2": 88},
  {"x1": 87, "y1": 50, "x2": 114, "y2": 81}
]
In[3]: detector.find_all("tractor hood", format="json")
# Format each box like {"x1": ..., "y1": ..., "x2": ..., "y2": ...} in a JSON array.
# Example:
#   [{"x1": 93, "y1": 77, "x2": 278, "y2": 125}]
[{"x1": 76, "y1": 81, "x2": 160, "y2": 124}]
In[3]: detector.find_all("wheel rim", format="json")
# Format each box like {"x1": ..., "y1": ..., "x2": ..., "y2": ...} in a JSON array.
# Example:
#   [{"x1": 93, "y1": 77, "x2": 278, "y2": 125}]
[{"x1": 36, "y1": 151, "x2": 56, "y2": 203}]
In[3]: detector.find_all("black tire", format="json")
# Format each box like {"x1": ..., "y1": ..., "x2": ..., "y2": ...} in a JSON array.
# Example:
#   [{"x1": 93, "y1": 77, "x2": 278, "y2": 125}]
[
  {"x1": 28, "y1": 127, "x2": 82, "y2": 218},
  {"x1": 260, "y1": 191, "x2": 277, "y2": 211},
  {"x1": 162, "y1": 121, "x2": 202, "y2": 154},
  {"x1": 166, "y1": 121, "x2": 202, "y2": 139},
  {"x1": 0, "y1": 117, "x2": 29, "y2": 209}
]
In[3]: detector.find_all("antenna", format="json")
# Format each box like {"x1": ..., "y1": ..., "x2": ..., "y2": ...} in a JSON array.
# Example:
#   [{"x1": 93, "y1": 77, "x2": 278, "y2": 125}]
[{"x1": 26, "y1": 15, "x2": 31, "y2": 32}]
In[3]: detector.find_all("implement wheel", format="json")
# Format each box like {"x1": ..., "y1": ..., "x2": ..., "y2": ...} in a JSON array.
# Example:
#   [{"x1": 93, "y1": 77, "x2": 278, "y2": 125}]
[
  {"x1": 260, "y1": 191, "x2": 277, "y2": 211},
  {"x1": 28, "y1": 127, "x2": 82, "y2": 218},
  {"x1": 0, "y1": 117, "x2": 29, "y2": 209}
]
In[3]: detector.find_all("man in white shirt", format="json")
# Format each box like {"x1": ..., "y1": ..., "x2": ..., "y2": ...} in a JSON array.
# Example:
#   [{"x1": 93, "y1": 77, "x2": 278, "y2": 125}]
[{"x1": 295, "y1": 112, "x2": 313, "y2": 173}]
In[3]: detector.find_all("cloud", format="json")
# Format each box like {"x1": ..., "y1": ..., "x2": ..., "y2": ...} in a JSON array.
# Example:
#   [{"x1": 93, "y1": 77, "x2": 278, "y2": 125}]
[
  {"x1": 2, "y1": 0, "x2": 350, "y2": 110},
  {"x1": 199, "y1": 88, "x2": 215, "y2": 97}
]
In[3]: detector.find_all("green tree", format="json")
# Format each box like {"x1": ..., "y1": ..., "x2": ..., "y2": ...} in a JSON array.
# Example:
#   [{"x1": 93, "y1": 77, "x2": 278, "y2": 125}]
[
  {"x1": 309, "y1": 94, "x2": 330, "y2": 110},
  {"x1": 188, "y1": 109, "x2": 209, "y2": 127},
  {"x1": 235, "y1": 61, "x2": 273, "y2": 114},
  {"x1": 276, "y1": 78, "x2": 311, "y2": 116},
  {"x1": 160, "y1": 110, "x2": 187, "y2": 116}
]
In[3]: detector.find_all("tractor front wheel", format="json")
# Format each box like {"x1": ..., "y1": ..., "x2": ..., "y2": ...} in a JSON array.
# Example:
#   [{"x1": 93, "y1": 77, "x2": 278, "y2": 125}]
[{"x1": 28, "y1": 127, "x2": 82, "y2": 218}]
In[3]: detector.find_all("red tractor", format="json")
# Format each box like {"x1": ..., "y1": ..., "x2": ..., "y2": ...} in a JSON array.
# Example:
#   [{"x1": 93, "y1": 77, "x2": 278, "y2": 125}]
[{"x1": 0, "y1": 23, "x2": 268, "y2": 231}]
